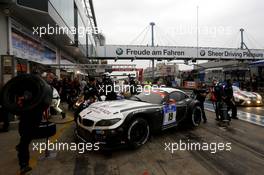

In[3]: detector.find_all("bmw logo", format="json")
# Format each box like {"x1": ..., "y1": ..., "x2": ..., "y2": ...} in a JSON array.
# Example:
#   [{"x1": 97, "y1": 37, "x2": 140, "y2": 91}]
[
  {"x1": 200, "y1": 50, "x2": 206, "y2": 56},
  {"x1": 116, "y1": 48, "x2": 123, "y2": 55}
]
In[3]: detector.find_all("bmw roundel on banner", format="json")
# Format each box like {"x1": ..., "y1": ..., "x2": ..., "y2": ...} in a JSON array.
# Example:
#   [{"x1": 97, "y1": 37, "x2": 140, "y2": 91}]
[{"x1": 116, "y1": 48, "x2": 124, "y2": 55}]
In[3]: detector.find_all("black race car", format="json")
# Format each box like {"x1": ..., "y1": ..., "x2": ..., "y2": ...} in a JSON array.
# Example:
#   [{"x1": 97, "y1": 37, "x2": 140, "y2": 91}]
[{"x1": 76, "y1": 88, "x2": 203, "y2": 149}]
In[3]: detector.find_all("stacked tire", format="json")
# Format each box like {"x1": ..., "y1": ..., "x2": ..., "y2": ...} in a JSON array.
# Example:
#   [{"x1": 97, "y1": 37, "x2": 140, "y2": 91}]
[{"x1": 0, "y1": 74, "x2": 52, "y2": 115}]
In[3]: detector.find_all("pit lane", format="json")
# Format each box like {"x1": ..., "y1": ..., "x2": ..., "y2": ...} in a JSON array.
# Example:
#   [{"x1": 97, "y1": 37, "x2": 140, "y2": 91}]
[
  {"x1": 1, "y1": 102, "x2": 263, "y2": 175},
  {"x1": 36, "y1": 110, "x2": 264, "y2": 175}
]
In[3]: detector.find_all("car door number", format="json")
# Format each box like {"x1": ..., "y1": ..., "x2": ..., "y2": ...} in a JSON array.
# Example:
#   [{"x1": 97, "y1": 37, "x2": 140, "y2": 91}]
[{"x1": 163, "y1": 104, "x2": 177, "y2": 126}]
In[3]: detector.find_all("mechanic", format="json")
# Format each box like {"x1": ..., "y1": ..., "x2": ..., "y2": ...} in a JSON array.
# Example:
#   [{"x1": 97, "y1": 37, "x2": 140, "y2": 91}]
[
  {"x1": 223, "y1": 79, "x2": 238, "y2": 120},
  {"x1": 194, "y1": 82, "x2": 209, "y2": 123},
  {"x1": 17, "y1": 109, "x2": 43, "y2": 174},
  {"x1": 16, "y1": 90, "x2": 44, "y2": 174},
  {"x1": 42, "y1": 72, "x2": 66, "y2": 119},
  {"x1": 84, "y1": 77, "x2": 102, "y2": 101},
  {"x1": 51, "y1": 87, "x2": 66, "y2": 119},
  {"x1": 211, "y1": 79, "x2": 223, "y2": 121},
  {"x1": 101, "y1": 73, "x2": 117, "y2": 100},
  {"x1": 128, "y1": 74, "x2": 137, "y2": 95},
  {"x1": 80, "y1": 78, "x2": 87, "y2": 94}
]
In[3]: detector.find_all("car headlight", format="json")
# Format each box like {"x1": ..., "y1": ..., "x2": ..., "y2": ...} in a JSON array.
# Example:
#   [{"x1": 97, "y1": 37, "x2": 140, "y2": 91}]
[
  {"x1": 236, "y1": 95, "x2": 244, "y2": 99},
  {"x1": 246, "y1": 101, "x2": 251, "y2": 104},
  {"x1": 95, "y1": 118, "x2": 121, "y2": 126},
  {"x1": 75, "y1": 102, "x2": 81, "y2": 107},
  {"x1": 256, "y1": 94, "x2": 262, "y2": 100}
]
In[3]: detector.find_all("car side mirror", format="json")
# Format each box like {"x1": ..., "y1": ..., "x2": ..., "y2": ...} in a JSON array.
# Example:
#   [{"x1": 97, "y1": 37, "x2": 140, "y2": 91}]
[{"x1": 100, "y1": 95, "x2": 106, "y2": 101}]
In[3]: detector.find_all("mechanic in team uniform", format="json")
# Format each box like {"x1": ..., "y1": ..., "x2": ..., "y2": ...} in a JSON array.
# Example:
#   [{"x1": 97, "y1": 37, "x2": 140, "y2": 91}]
[
  {"x1": 194, "y1": 82, "x2": 209, "y2": 123},
  {"x1": 42, "y1": 72, "x2": 66, "y2": 119},
  {"x1": 101, "y1": 73, "x2": 117, "y2": 100},
  {"x1": 128, "y1": 74, "x2": 137, "y2": 95},
  {"x1": 16, "y1": 77, "x2": 48, "y2": 174},
  {"x1": 17, "y1": 103, "x2": 43, "y2": 174},
  {"x1": 223, "y1": 79, "x2": 238, "y2": 119},
  {"x1": 84, "y1": 77, "x2": 102, "y2": 102}
]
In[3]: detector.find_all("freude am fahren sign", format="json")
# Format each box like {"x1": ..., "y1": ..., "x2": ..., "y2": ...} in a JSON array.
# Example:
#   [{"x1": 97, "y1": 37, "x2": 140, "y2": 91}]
[{"x1": 95, "y1": 45, "x2": 264, "y2": 60}]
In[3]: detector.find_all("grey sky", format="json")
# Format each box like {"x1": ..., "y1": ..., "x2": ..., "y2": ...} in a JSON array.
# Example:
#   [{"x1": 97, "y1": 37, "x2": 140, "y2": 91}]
[{"x1": 93, "y1": 0, "x2": 264, "y2": 69}]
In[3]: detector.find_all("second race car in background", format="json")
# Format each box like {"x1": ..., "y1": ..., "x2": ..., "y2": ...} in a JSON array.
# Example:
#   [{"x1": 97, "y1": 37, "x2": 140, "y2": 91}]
[
  {"x1": 233, "y1": 86, "x2": 263, "y2": 106},
  {"x1": 76, "y1": 88, "x2": 203, "y2": 149}
]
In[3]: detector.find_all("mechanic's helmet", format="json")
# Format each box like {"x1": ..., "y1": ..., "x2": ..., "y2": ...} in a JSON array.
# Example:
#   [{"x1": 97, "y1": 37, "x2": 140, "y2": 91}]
[
  {"x1": 89, "y1": 77, "x2": 96, "y2": 82},
  {"x1": 41, "y1": 72, "x2": 47, "y2": 78},
  {"x1": 212, "y1": 79, "x2": 218, "y2": 85},
  {"x1": 226, "y1": 79, "x2": 232, "y2": 86},
  {"x1": 103, "y1": 72, "x2": 111, "y2": 77}
]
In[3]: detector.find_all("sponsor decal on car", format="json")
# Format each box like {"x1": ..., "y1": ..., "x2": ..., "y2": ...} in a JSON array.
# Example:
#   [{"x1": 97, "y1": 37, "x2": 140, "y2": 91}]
[{"x1": 163, "y1": 104, "x2": 177, "y2": 126}]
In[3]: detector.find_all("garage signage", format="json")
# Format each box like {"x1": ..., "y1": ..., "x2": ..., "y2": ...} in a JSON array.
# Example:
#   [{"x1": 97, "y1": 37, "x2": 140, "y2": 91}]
[{"x1": 95, "y1": 45, "x2": 264, "y2": 60}]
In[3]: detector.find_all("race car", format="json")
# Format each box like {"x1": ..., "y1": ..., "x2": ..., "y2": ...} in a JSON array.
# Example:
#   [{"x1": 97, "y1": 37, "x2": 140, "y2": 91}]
[
  {"x1": 233, "y1": 86, "x2": 263, "y2": 106},
  {"x1": 76, "y1": 88, "x2": 203, "y2": 149}
]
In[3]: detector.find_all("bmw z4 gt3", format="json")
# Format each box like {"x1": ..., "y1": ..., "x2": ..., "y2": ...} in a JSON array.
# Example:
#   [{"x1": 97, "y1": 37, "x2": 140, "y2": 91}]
[{"x1": 76, "y1": 88, "x2": 202, "y2": 149}]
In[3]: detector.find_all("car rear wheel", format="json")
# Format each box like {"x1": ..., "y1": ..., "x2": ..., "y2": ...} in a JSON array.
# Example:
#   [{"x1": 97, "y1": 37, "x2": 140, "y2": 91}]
[
  {"x1": 127, "y1": 118, "x2": 149, "y2": 149},
  {"x1": 190, "y1": 105, "x2": 202, "y2": 127}
]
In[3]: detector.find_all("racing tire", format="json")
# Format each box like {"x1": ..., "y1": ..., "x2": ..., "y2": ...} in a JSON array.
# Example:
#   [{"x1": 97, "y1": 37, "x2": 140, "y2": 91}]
[
  {"x1": 127, "y1": 118, "x2": 150, "y2": 149},
  {"x1": 190, "y1": 105, "x2": 202, "y2": 127},
  {"x1": 0, "y1": 74, "x2": 52, "y2": 115}
]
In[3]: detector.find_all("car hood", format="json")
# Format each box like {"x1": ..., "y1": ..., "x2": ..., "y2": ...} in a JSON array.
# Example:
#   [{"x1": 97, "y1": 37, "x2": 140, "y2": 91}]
[
  {"x1": 79, "y1": 99, "x2": 159, "y2": 120},
  {"x1": 236, "y1": 91, "x2": 259, "y2": 98}
]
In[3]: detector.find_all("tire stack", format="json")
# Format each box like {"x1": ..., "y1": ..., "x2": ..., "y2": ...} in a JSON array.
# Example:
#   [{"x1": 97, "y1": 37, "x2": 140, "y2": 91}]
[
  {"x1": 0, "y1": 74, "x2": 56, "y2": 139},
  {"x1": 0, "y1": 74, "x2": 53, "y2": 115}
]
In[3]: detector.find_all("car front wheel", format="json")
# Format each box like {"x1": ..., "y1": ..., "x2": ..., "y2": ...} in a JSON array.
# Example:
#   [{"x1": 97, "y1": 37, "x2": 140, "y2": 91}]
[
  {"x1": 127, "y1": 118, "x2": 150, "y2": 149},
  {"x1": 190, "y1": 105, "x2": 202, "y2": 127}
]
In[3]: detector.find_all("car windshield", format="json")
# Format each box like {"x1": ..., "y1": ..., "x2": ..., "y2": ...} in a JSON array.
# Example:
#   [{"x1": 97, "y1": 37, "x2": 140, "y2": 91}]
[
  {"x1": 130, "y1": 90, "x2": 167, "y2": 104},
  {"x1": 232, "y1": 86, "x2": 240, "y2": 92}
]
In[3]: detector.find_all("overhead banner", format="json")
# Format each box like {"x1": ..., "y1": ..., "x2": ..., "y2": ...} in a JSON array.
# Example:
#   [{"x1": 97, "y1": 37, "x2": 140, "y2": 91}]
[{"x1": 95, "y1": 45, "x2": 264, "y2": 60}]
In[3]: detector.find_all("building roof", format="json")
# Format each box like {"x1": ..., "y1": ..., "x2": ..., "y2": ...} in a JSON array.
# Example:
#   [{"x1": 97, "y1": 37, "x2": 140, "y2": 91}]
[{"x1": 250, "y1": 60, "x2": 264, "y2": 67}]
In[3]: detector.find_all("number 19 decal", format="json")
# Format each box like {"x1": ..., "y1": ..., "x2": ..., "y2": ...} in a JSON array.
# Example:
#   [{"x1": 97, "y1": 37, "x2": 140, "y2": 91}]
[{"x1": 163, "y1": 104, "x2": 177, "y2": 126}]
